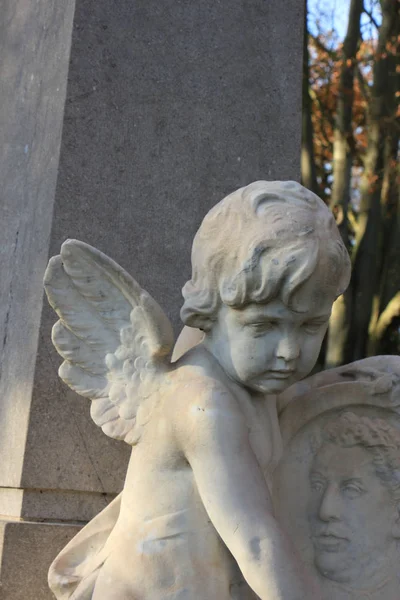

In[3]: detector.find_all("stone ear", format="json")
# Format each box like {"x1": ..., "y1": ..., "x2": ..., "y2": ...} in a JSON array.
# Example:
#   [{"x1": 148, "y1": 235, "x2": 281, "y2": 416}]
[{"x1": 192, "y1": 317, "x2": 214, "y2": 332}]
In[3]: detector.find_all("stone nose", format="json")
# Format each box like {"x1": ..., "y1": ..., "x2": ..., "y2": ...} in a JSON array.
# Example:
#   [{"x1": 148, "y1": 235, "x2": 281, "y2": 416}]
[
  {"x1": 318, "y1": 485, "x2": 341, "y2": 522},
  {"x1": 275, "y1": 334, "x2": 300, "y2": 362}
]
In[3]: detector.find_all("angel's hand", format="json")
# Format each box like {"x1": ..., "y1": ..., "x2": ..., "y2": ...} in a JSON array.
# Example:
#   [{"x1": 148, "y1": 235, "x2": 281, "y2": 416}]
[{"x1": 44, "y1": 239, "x2": 174, "y2": 445}]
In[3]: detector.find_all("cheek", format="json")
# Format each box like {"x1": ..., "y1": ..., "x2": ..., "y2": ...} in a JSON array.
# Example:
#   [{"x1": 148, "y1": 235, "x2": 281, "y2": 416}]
[
  {"x1": 299, "y1": 334, "x2": 325, "y2": 368},
  {"x1": 364, "y1": 501, "x2": 395, "y2": 539},
  {"x1": 249, "y1": 334, "x2": 275, "y2": 363},
  {"x1": 346, "y1": 499, "x2": 387, "y2": 539},
  {"x1": 231, "y1": 334, "x2": 274, "y2": 376},
  {"x1": 229, "y1": 335, "x2": 257, "y2": 372},
  {"x1": 308, "y1": 496, "x2": 321, "y2": 520}
]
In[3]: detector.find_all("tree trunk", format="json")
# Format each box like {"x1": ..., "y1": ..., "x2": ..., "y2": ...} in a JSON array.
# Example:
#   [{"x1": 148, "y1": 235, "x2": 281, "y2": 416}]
[
  {"x1": 325, "y1": 0, "x2": 363, "y2": 368},
  {"x1": 368, "y1": 130, "x2": 400, "y2": 354},
  {"x1": 329, "y1": 0, "x2": 363, "y2": 246},
  {"x1": 347, "y1": 0, "x2": 400, "y2": 361}
]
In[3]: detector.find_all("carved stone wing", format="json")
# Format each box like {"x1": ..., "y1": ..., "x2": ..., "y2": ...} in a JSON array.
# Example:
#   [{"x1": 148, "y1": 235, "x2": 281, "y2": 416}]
[{"x1": 44, "y1": 239, "x2": 174, "y2": 445}]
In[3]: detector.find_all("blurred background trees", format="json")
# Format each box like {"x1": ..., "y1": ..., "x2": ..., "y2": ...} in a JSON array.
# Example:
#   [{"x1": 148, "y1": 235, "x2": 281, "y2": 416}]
[{"x1": 303, "y1": 0, "x2": 400, "y2": 368}]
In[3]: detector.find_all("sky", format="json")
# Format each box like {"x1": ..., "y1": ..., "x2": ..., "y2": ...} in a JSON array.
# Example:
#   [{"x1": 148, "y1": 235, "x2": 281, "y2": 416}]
[{"x1": 307, "y1": 0, "x2": 382, "y2": 42}]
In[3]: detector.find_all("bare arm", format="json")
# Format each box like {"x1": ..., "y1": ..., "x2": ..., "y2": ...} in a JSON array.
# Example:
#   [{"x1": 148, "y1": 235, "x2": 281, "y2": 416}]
[{"x1": 176, "y1": 383, "x2": 318, "y2": 600}]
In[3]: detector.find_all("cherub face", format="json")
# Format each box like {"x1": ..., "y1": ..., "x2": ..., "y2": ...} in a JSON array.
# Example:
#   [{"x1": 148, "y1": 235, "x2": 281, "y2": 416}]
[{"x1": 205, "y1": 273, "x2": 335, "y2": 394}]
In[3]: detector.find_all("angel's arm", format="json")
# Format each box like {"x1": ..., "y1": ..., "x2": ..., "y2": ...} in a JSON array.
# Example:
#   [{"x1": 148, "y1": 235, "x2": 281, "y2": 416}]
[{"x1": 176, "y1": 385, "x2": 317, "y2": 600}]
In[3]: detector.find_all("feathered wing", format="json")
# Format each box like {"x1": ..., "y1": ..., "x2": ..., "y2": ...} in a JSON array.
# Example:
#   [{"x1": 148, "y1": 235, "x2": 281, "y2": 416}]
[{"x1": 44, "y1": 239, "x2": 174, "y2": 445}]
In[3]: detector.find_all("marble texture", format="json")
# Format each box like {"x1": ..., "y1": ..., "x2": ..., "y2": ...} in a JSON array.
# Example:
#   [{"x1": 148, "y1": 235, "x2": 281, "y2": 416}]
[
  {"x1": 274, "y1": 356, "x2": 400, "y2": 600},
  {"x1": 45, "y1": 181, "x2": 350, "y2": 599}
]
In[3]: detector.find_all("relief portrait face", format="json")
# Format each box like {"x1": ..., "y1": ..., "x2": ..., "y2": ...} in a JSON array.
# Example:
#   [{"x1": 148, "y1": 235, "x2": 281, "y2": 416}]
[{"x1": 308, "y1": 443, "x2": 399, "y2": 587}]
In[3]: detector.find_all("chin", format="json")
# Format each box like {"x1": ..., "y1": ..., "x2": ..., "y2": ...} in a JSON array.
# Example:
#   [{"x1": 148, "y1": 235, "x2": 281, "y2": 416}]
[
  {"x1": 315, "y1": 556, "x2": 350, "y2": 584},
  {"x1": 248, "y1": 378, "x2": 292, "y2": 394}
]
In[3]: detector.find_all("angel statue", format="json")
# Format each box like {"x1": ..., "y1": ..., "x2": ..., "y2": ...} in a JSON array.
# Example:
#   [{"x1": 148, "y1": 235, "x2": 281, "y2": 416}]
[{"x1": 45, "y1": 180, "x2": 351, "y2": 600}]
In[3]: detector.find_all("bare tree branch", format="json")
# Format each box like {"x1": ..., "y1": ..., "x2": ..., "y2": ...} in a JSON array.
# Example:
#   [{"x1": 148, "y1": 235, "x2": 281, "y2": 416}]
[
  {"x1": 363, "y1": 7, "x2": 380, "y2": 30},
  {"x1": 309, "y1": 33, "x2": 338, "y2": 59}
]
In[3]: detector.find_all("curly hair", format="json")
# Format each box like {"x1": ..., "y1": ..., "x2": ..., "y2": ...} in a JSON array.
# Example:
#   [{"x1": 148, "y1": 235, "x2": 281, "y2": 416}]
[
  {"x1": 321, "y1": 411, "x2": 400, "y2": 500},
  {"x1": 181, "y1": 181, "x2": 351, "y2": 330}
]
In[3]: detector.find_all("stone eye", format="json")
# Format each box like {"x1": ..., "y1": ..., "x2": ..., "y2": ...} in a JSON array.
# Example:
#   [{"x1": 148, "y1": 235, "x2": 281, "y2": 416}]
[
  {"x1": 310, "y1": 479, "x2": 325, "y2": 493},
  {"x1": 303, "y1": 320, "x2": 326, "y2": 334},
  {"x1": 342, "y1": 483, "x2": 364, "y2": 498}
]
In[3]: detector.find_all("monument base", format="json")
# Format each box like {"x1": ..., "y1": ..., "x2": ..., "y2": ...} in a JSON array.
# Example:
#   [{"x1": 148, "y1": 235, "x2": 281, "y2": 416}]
[{"x1": 0, "y1": 519, "x2": 80, "y2": 599}]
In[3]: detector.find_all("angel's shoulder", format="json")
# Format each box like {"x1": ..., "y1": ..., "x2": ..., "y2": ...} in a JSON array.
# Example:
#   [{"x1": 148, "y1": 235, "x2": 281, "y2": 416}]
[
  {"x1": 170, "y1": 360, "x2": 244, "y2": 432},
  {"x1": 170, "y1": 370, "x2": 248, "y2": 457},
  {"x1": 173, "y1": 370, "x2": 233, "y2": 405}
]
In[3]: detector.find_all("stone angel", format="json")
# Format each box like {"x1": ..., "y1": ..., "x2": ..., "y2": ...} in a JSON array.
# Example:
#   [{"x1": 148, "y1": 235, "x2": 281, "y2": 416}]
[{"x1": 45, "y1": 181, "x2": 351, "y2": 600}]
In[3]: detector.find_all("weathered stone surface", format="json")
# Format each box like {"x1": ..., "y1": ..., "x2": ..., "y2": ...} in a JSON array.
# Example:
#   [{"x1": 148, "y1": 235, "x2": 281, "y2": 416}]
[
  {"x1": 0, "y1": 0, "x2": 76, "y2": 489},
  {"x1": 22, "y1": 0, "x2": 306, "y2": 496},
  {"x1": 0, "y1": 488, "x2": 116, "y2": 522},
  {"x1": 0, "y1": 520, "x2": 80, "y2": 600}
]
